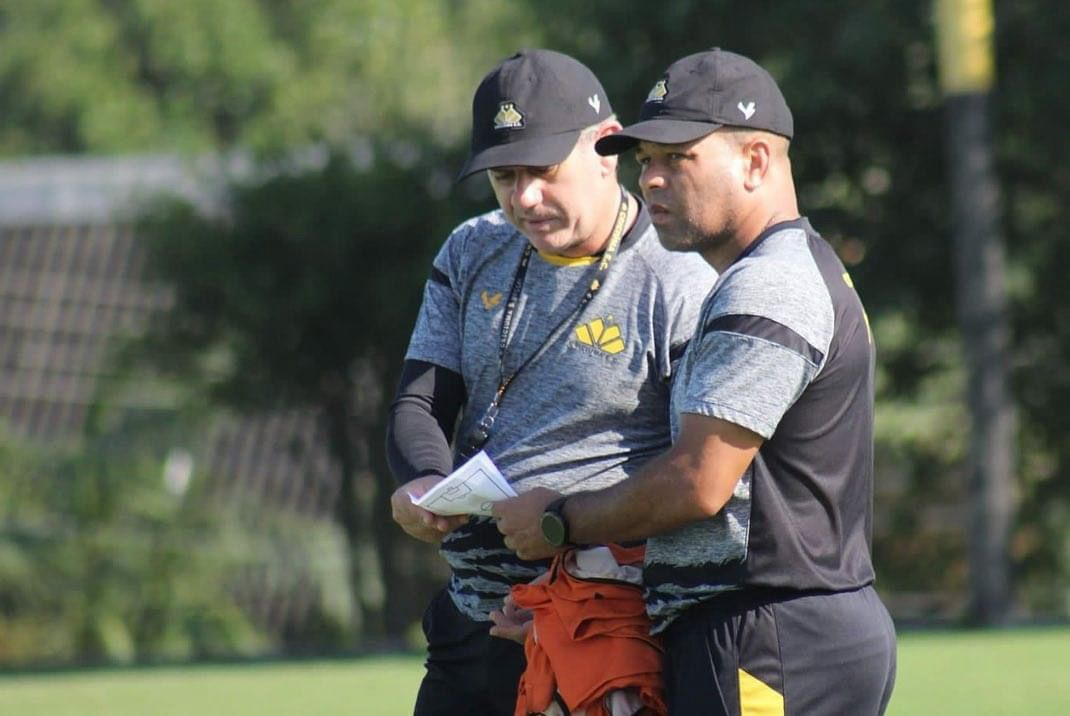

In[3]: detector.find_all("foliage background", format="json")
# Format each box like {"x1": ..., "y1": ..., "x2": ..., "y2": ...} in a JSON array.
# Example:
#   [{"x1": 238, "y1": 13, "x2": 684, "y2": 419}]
[{"x1": 0, "y1": 0, "x2": 1067, "y2": 665}]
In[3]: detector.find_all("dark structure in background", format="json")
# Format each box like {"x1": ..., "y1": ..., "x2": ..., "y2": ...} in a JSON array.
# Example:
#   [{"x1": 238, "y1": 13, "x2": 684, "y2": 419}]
[
  {"x1": 935, "y1": 0, "x2": 1015, "y2": 625},
  {"x1": 0, "y1": 155, "x2": 346, "y2": 642}
]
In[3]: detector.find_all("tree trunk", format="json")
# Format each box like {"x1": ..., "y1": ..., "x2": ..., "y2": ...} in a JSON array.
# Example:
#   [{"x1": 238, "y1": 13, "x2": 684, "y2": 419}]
[
  {"x1": 367, "y1": 416, "x2": 414, "y2": 639},
  {"x1": 322, "y1": 382, "x2": 386, "y2": 641},
  {"x1": 364, "y1": 355, "x2": 428, "y2": 642},
  {"x1": 944, "y1": 92, "x2": 1016, "y2": 624}
]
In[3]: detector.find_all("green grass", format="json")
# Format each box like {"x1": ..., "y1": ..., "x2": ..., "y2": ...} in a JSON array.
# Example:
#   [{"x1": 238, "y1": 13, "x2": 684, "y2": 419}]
[
  {"x1": 0, "y1": 656, "x2": 425, "y2": 716},
  {"x1": 889, "y1": 627, "x2": 1070, "y2": 715},
  {"x1": 0, "y1": 628, "x2": 1067, "y2": 715}
]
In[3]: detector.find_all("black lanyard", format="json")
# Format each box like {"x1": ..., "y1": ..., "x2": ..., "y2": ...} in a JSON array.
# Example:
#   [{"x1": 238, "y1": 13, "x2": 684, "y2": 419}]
[{"x1": 457, "y1": 187, "x2": 631, "y2": 461}]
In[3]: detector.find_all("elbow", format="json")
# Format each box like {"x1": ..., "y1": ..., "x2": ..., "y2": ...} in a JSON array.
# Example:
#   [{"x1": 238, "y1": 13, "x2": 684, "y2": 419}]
[
  {"x1": 691, "y1": 488, "x2": 729, "y2": 519},
  {"x1": 675, "y1": 463, "x2": 735, "y2": 519}
]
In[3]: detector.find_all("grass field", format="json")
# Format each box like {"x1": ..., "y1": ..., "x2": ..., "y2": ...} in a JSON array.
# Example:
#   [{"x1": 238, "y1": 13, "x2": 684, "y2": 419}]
[{"x1": 1, "y1": 627, "x2": 1067, "y2": 715}]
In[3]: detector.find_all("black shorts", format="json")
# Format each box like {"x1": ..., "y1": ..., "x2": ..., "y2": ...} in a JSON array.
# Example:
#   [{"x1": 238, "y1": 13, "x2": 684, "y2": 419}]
[
  {"x1": 413, "y1": 587, "x2": 526, "y2": 716},
  {"x1": 662, "y1": 585, "x2": 896, "y2": 716}
]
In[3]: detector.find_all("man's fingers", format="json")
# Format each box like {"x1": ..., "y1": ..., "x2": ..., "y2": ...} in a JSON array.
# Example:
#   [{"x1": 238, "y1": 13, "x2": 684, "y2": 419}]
[
  {"x1": 434, "y1": 514, "x2": 469, "y2": 532},
  {"x1": 488, "y1": 611, "x2": 530, "y2": 644}
]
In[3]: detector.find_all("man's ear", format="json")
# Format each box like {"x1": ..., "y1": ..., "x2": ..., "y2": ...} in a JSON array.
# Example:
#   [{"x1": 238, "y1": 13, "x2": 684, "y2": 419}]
[
  {"x1": 741, "y1": 136, "x2": 773, "y2": 191},
  {"x1": 594, "y1": 121, "x2": 624, "y2": 177},
  {"x1": 597, "y1": 118, "x2": 624, "y2": 139}
]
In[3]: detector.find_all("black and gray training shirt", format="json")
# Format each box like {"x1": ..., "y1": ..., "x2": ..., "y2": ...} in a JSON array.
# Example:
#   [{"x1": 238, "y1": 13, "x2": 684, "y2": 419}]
[
  {"x1": 645, "y1": 217, "x2": 877, "y2": 633},
  {"x1": 404, "y1": 202, "x2": 716, "y2": 621}
]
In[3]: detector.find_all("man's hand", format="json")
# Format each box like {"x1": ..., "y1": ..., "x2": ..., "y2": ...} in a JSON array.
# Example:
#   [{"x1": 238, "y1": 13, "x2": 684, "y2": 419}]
[
  {"x1": 492, "y1": 486, "x2": 561, "y2": 560},
  {"x1": 390, "y1": 475, "x2": 469, "y2": 543},
  {"x1": 488, "y1": 593, "x2": 533, "y2": 644}
]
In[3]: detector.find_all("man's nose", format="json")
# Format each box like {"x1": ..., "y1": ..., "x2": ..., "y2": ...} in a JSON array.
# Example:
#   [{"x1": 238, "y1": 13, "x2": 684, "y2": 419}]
[
  {"x1": 640, "y1": 163, "x2": 667, "y2": 192},
  {"x1": 514, "y1": 173, "x2": 543, "y2": 209}
]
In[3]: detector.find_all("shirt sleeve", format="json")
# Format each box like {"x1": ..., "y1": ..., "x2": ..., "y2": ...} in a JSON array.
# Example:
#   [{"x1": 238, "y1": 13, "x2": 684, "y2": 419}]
[
  {"x1": 675, "y1": 256, "x2": 832, "y2": 438},
  {"x1": 404, "y1": 228, "x2": 467, "y2": 372},
  {"x1": 385, "y1": 359, "x2": 465, "y2": 484},
  {"x1": 389, "y1": 221, "x2": 473, "y2": 483}
]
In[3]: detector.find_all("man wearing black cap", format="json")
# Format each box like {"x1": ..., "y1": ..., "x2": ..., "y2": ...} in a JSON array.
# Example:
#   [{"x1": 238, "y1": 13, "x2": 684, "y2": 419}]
[
  {"x1": 494, "y1": 48, "x2": 898, "y2": 715},
  {"x1": 386, "y1": 49, "x2": 715, "y2": 715}
]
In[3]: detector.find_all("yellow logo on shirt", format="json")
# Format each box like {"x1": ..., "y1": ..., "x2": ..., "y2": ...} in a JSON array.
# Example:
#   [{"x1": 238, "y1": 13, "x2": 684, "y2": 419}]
[
  {"x1": 576, "y1": 317, "x2": 625, "y2": 354},
  {"x1": 480, "y1": 290, "x2": 502, "y2": 310}
]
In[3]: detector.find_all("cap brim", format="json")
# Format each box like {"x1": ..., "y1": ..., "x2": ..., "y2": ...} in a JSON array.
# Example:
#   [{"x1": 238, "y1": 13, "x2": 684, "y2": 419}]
[
  {"x1": 457, "y1": 130, "x2": 581, "y2": 181},
  {"x1": 595, "y1": 119, "x2": 722, "y2": 155}
]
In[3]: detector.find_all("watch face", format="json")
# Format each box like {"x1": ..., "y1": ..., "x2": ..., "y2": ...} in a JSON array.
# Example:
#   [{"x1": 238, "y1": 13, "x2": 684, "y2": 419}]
[{"x1": 540, "y1": 511, "x2": 566, "y2": 547}]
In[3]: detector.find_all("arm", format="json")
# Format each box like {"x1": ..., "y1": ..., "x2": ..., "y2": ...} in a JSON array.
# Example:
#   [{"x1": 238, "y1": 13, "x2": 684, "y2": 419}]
[
  {"x1": 493, "y1": 413, "x2": 762, "y2": 559},
  {"x1": 386, "y1": 359, "x2": 464, "y2": 483},
  {"x1": 386, "y1": 359, "x2": 470, "y2": 542}
]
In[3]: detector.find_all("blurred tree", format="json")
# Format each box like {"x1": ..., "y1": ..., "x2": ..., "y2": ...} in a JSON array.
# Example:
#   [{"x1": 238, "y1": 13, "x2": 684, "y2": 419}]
[
  {"x1": 0, "y1": 0, "x2": 538, "y2": 155},
  {"x1": 130, "y1": 145, "x2": 487, "y2": 641},
  {"x1": 0, "y1": 407, "x2": 270, "y2": 666},
  {"x1": 997, "y1": 0, "x2": 1070, "y2": 613}
]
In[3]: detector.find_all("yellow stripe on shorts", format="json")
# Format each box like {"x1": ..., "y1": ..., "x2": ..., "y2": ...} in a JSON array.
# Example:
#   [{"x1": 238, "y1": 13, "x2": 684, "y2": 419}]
[{"x1": 739, "y1": 667, "x2": 784, "y2": 716}]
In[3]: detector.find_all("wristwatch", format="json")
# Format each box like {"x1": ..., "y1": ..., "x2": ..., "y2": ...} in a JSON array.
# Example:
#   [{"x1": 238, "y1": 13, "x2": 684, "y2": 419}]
[{"x1": 540, "y1": 496, "x2": 571, "y2": 548}]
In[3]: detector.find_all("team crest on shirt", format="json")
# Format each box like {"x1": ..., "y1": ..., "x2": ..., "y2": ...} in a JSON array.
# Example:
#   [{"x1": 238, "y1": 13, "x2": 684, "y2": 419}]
[
  {"x1": 493, "y1": 102, "x2": 525, "y2": 130},
  {"x1": 575, "y1": 317, "x2": 625, "y2": 355},
  {"x1": 480, "y1": 290, "x2": 502, "y2": 310},
  {"x1": 646, "y1": 79, "x2": 668, "y2": 103}
]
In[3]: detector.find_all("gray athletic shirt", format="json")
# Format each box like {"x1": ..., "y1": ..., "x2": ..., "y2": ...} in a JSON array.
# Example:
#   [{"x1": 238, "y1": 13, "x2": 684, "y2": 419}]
[
  {"x1": 646, "y1": 218, "x2": 878, "y2": 633},
  {"x1": 406, "y1": 199, "x2": 716, "y2": 620}
]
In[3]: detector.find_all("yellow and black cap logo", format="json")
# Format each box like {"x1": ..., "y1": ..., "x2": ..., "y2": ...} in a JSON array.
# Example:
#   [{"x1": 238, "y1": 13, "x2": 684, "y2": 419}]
[
  {"x1": 457, "y1": 49, "x2": 613, "y2": 180},
  {"x1": 596, "y1": 47, "x2": 794, "y2": 157},
  {"x1": 493, "y1": 102, "x2": 525, "y2": 130}
]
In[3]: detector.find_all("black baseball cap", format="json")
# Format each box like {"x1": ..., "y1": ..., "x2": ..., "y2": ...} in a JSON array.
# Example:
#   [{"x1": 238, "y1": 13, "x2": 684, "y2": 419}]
[
  {"x1": 457, "y1": 49, "x2": 613, "y2": 180},
  {"x1": 596, "y1": 48, "x2": 793, "y2": 156}
]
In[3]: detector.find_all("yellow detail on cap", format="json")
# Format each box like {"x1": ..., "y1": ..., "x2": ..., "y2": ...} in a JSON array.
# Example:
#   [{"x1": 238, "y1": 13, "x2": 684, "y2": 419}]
[
  {"x1": 739, "y1": 668, "x2": 784, "y2": 716},
  {"x1": 647, "y1": 79, "x2": 668, "y2": 103},
  {"x1": 842, "y1": 271, "x2": 855, "y2": 289},
  {"x1": 494, "y1": 102, "x2": 524, "y2": 130},
  {"x1": 934, "y1": 0, "x2": 995, "y2": 94}
]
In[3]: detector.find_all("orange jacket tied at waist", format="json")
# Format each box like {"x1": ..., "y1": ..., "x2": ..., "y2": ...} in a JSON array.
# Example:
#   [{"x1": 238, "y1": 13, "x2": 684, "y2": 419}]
[{"x1": 511, "y1": 543, "x2": 666, "y2": 716}]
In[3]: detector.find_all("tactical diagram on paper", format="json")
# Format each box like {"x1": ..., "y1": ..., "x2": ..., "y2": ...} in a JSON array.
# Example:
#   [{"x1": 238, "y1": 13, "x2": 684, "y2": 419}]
[{"x1": 412, "y1": 451, "x2": 516, "y2": 516}]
